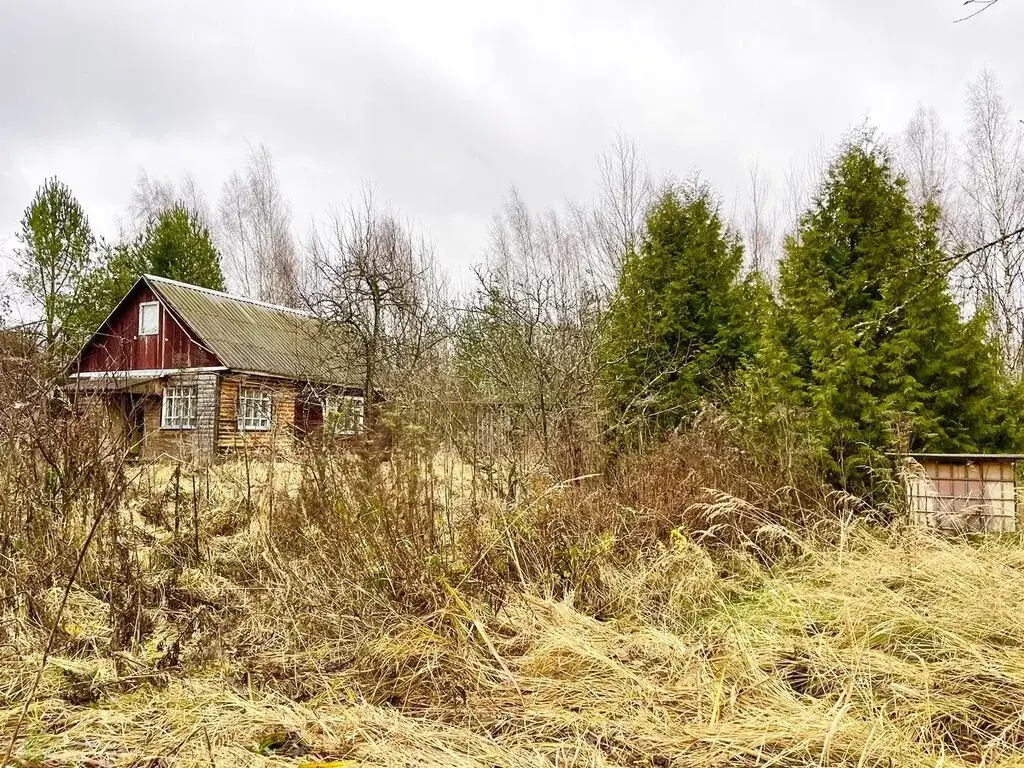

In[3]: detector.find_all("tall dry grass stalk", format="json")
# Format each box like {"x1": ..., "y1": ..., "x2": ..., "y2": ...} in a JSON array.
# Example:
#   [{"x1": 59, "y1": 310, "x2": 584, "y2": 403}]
[
  {"x1": 0, "y1": 380, "x2": 1021, "y2": 767},
  {"x1": 4, "y1": 492, "x2": 1024, "y2": 767}
]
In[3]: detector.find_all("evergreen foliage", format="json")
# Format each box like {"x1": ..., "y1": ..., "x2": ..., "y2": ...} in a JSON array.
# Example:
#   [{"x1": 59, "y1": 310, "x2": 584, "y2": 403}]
[
  {"x1": 75, "y1": 205, "x2": 226, "y2": 338},
  {"x1": 138, "y1": 205, "x2": 225, "y2": 290},
  {"x1": 600, "y1": 182, "x2": 757, "y2": 443},
  {"x1": 759, "y1": 134, "x2": 1021, "y2": 488}
]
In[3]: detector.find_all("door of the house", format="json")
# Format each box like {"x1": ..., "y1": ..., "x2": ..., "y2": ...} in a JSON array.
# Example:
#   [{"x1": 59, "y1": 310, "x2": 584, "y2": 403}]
[{"x1": 126, "y1": 394, "x2": 146, "y2": 457}]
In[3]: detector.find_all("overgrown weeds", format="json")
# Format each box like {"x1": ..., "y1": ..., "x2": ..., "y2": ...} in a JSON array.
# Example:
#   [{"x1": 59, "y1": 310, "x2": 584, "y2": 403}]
[
  {"x1": 7, "y1": 505, "x2": 1024, "y2": 767},
  {"x1": 2, "y1": 379, "x2": 1024, "y2": 766}
]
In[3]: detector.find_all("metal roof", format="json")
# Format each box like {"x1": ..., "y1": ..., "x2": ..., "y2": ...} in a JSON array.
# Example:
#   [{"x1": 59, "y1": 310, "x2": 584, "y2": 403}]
[
  {"x1": 144, "y1": 275, "x2": 360, "y2": 385},
  {"x1": 904, "y1": 453, "x2": 1024, "y2": 462}
]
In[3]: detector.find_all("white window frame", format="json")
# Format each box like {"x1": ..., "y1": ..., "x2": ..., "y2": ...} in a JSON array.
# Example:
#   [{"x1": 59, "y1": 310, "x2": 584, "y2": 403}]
[
  {"x1": 325, "y1": 394, "x2": 365, "y2": 435},
  {"x1": 161, "y1": 386, "x2": 197, "y2": 430},
  {"x1": 238, "y1": 388, "x2": 272, "y2": 431},
  {"x1": 138, "y1": 301, "x2": 160, "y2": 336}
]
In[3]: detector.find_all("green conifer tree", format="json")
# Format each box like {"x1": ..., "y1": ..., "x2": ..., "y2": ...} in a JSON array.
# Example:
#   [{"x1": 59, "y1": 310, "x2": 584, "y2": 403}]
[
  {"x1": 139, "y1": 205, "x2": 225, "y2": 290},
  {"x1": 769, "y1": 134, "x2": 1020, "y2": 488},
  {"x1": 73, "y1": 205, "x2": 226, "y2": 340},
  {"x1": 13, "y1": 177, "x2": 95, "y2": 351},
  {"x1": 600, "y1": 181, "x2": 755, "y2": 443}
]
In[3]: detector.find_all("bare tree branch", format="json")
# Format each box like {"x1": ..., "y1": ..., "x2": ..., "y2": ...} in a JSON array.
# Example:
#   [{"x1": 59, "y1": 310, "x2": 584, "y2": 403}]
[
  {"x1": 217, "y1": 144, "x2": 303, "y2": 306},
  {"x1": 306, "y1": 185, "x2": 448, "y2": 412},
  {"x1": 955, "y1": 0, "x2": 1003, "y2": 23},
  {"x1": 744, "y1": 160, "x2": 779, "y2": 281}
]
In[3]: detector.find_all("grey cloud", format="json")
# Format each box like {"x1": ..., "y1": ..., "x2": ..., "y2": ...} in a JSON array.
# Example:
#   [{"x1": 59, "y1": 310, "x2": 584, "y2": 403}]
[{"x1": 2, "y1": 0, "x2": 1023, "y2": 280}]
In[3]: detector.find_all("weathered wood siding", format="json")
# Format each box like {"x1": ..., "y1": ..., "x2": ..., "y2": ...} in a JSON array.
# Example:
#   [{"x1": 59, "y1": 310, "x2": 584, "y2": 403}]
[
  {"x1": 78, "y1": 284, "x2": 219, "y2": 373},
  {"x1": 135, "y1": 395, "x2": 203, "y2": 460},
  {"x1": 128, "y1": 372, "x2": 219, "y2": 461},
  {"x1": 217, "y1": 374, "x2": 299, "y2": 454}
]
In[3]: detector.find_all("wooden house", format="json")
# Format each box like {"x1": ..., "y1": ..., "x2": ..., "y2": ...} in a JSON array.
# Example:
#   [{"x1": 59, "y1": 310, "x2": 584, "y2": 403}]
[
  {"x1": 68, "y1": 274, "x2": 366, "y2": 460},
  {"x1": 903, "y1": 453, "x2": 1023, "y2": 532}
]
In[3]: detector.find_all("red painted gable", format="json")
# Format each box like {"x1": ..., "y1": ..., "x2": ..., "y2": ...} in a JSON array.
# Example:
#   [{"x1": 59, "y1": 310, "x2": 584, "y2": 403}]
[{"x1": 76, "y1": 281, "x2": 220, "y2": 373}]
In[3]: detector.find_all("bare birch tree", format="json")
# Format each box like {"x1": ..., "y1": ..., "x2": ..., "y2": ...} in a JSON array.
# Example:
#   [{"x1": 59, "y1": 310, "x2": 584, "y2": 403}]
[
  {"x1": 958, "y1": 70, "x2": 1024, "y2": 368},
  {"x1": 781, "y1": 141, "x2": 829, "y2": 246},
  {"x1": 898, "y1": 105, "x2": 966, "y2": 264},
  {"x1": 901, "y1": 106, "x2": 954, "y2": 211},
  {"x1": 782, "y1": 161, "x2": 808, "y2": 242},
  {"x1": 218, "y1": 144, "x2": 302, "y2": 307},
  {"x1": 743, "y1": 161, "x2": 778, "y2": 281},
  {"x1": 585, "y1": 134, "x2": 655, "y2": 292},
  {"x1": 126, "y1": 170, "x2": 211, "y2": 237}
]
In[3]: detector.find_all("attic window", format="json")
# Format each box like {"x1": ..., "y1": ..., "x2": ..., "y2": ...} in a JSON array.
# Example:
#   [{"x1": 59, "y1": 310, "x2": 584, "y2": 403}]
[{"x1": 139, "y1": 302, "x2": 159, "y2": 336}]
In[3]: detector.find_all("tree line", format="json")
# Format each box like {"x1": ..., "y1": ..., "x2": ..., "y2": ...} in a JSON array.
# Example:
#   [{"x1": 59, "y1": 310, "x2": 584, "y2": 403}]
[
  {"x1": 8, "y1": 143, "x2": 305, "y2": 352},
  {"x1": 6, "y1": 69, "x2": 1024, "y2": 494}
]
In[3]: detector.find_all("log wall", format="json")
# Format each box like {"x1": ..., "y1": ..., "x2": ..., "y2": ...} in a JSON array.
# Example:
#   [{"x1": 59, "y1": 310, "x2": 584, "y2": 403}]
[{"x1": 217, "y1": 373, "x2": 300, "y2": 455}]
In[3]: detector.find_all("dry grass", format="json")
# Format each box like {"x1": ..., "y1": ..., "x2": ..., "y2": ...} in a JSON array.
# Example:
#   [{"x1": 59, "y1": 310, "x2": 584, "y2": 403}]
[{"x1": 4, "y1": 448, "x2": 1024, "y2": 768}]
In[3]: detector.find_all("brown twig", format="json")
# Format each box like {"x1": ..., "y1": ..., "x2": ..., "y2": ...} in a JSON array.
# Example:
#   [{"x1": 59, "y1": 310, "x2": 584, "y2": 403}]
[
  {"x1": 202, "y1": 726, "x2": 217, "y2": 768},
  {"x1": 948, "y1": 224, "x2": 1024, "y2": 263}
]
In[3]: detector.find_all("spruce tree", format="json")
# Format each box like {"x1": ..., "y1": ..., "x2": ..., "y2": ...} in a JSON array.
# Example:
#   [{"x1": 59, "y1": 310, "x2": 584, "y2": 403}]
[
  {"x1": 770, "y1": 134, "x2": 1020, "y2": 489},
  {"x1": 601, "y1": 181, "x2": 754, "y2": 443}
]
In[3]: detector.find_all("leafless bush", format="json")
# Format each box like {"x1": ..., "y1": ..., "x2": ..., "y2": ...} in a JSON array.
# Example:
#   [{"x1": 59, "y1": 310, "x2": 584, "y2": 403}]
[
  {"x1": 285, "y1": 435, "x2": 446, "y2": 612},
  {"x1": 0, "y1": 350, "x2": 128, "y2": 619}
]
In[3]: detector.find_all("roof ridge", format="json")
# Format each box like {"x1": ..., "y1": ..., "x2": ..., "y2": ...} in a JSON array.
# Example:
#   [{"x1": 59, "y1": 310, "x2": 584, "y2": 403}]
[{"x1": 143, "y1": 274, "x2": 314, "y2": 318}]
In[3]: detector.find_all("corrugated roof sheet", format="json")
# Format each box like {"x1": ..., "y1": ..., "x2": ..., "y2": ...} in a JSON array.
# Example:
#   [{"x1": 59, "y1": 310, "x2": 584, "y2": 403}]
[{"x1": 145, "y1": 275, "x2": 360, "y2": 385}]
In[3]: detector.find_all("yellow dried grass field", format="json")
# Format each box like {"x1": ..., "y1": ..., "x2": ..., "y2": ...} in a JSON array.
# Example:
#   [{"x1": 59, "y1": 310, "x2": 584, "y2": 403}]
[{"x1": 3, "y1": 457, "x2": 1024, "y2": 767}]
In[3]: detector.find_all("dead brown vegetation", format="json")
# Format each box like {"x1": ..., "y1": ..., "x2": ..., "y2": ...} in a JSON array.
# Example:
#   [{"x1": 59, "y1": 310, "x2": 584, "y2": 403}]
[{"x1": 1, "y1": 357, "x2": 1023, "y2": 767}]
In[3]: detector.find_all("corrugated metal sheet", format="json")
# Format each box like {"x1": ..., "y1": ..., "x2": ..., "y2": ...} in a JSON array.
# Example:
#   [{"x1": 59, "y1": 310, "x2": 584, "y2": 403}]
[{"x1": 145, "y1": 275, "x2": 360, "y2": 385}]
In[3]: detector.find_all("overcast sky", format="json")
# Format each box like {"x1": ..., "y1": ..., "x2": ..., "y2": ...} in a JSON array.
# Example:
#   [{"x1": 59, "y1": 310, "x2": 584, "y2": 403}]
[{"x1": 2, "y1": 0, "x2": 1022, "y2": 303}]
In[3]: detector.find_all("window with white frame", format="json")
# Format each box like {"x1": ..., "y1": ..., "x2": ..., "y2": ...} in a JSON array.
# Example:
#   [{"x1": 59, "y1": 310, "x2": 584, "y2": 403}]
[
  {"x1": 138, "y1": 301, "x2": 160, "y2": 336},
  {"x1": 325, "y1": 394, "x2": 365, "y2": 435},
  {"x1": 238, "y1": 388, "x2": 272, "y2": 431},
  {"x1": 161, "y1": 386, "x2": 197, "y2": 429}
]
